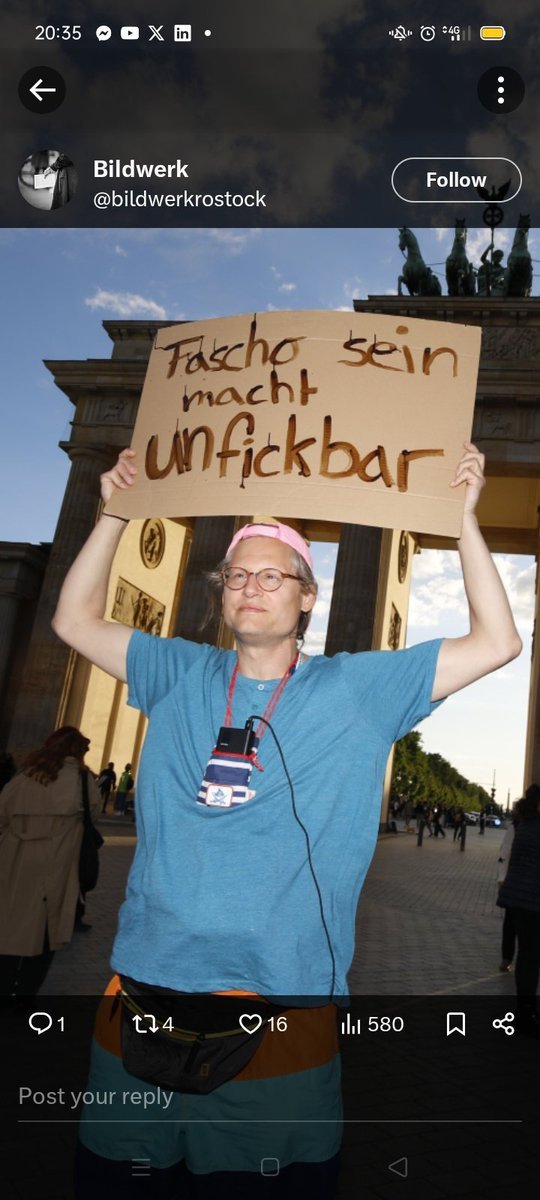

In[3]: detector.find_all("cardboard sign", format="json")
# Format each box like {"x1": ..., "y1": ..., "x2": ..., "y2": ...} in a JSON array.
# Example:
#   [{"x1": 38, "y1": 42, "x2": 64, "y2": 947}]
[{"x1": 105, "y1": 310, "x2": 481, "y2": 537}]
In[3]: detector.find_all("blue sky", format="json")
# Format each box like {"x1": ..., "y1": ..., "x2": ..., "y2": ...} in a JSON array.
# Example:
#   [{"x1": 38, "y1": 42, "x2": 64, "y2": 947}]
[{"x1": 0, "y1": 226, "x2": 535, "y2": 801}]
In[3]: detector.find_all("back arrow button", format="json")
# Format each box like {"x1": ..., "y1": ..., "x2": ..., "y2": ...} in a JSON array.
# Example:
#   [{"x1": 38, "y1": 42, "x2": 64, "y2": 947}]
[
  {"x1": 388, "y1": 1156, "x2": 408, "y2": 1178},
  {"x1": 18, "y1": 66, "x2": 66, "y2": 113},
  {"x1": 30, "y1": 78, "x2": 57, "y2": 102}
]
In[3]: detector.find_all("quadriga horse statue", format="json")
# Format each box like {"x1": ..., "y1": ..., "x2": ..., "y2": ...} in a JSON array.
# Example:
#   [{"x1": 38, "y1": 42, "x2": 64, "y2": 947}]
[
  {"x1": 445, "y1": 219, "x2": 476, "y2": 296},
  {"x1": 505, "y1": 216, "x2": 533, "y2": 297},
  {"x1": 398, "y1": 228, "x2": 442, "y2": 296}
]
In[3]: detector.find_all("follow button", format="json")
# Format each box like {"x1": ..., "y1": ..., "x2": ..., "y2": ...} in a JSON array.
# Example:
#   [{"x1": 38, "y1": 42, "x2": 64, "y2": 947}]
[{"x1": 391, "y1": 157, "x2": 522, "y2": 204}]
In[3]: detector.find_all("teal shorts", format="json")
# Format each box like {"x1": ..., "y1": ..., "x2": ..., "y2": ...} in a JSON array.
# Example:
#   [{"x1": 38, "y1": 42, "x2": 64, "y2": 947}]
[{"x1": 79, "y1": 978, "x2": 343, "y2": 1177}]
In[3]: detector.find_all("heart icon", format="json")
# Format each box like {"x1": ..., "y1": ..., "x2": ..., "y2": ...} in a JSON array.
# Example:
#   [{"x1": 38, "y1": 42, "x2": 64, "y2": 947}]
[{"x1": 239, "y1": 1013, "x2": 263, "y2": 1035}]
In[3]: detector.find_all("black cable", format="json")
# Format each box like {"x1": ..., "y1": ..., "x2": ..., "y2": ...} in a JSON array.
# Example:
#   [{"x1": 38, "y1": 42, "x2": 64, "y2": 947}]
[{"x1": 246, "y1": 714, "x2": 336, "y2": 1001}]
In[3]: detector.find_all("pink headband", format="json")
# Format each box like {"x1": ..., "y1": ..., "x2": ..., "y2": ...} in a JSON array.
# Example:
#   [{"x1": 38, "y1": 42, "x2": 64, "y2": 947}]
[{"x1": 226, "y1": 522, "x2": 314, "y2": 570}]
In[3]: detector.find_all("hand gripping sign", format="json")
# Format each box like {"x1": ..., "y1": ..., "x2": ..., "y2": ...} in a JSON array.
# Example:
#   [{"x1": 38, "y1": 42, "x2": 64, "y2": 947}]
[{"x1": 105, "y1": 310, "x2": 481, "y2": 538}]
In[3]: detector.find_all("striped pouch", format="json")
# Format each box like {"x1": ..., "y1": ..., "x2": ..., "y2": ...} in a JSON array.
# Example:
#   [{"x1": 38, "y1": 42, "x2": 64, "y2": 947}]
[{"x1": 197, "y1": 747, "x2": 259, "y2": 808}]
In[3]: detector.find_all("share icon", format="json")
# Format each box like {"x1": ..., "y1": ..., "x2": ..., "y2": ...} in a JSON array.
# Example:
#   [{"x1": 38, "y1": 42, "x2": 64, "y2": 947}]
[{"x1": 492, "y1": 1012, "x2": 514, "y2": 1036}]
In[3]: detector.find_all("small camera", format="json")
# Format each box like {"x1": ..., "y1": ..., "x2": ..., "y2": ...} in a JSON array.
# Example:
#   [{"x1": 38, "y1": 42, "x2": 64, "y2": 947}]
[{"x1": 215, "y1": 724, "x2": 258, "y2": 756}]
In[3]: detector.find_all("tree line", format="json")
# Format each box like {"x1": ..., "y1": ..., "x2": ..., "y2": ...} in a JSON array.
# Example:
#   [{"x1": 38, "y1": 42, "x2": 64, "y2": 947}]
[{"x1": 392, "y1": 731, "x2": 493, "y2": 814}]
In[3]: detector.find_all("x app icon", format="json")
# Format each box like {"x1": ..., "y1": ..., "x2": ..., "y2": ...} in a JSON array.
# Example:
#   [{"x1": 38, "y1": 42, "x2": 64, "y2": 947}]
[{"x1": 148, "y1": 25, "x2": 164, "y2": 41}]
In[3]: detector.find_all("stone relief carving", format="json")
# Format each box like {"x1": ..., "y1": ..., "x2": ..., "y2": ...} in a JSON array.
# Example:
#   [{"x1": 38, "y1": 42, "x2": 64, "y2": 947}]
[
  {"x1": 101, "y1": 401, "x2": 131, "y2": 423},
  {"x1": 140, "y1": 519, "x2": 166, "y2": 569},
  {"x1": 112, "y1": 577, "x2": 165, "y2": 635},
  {"x1": 478, "y1": 410, "x2": 513, "y2": 436},
  {"x1": 388, "y1": 604, "x2": 402, "y2": 651}
]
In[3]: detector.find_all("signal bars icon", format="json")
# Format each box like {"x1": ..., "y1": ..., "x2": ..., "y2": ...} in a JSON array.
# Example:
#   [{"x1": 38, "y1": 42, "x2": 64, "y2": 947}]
[
  {"x1": 341, "y1": 1012, "x2": 362, "y2": 1036},
  {"x1": 442, "y1": 25, "x2": 472, "y2": 41}
]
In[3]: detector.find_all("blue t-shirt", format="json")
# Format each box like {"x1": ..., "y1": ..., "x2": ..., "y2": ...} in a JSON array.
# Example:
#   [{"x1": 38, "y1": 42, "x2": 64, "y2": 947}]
[{"x1": 111, "y1": 632, "x2": 443, "y2": 997}]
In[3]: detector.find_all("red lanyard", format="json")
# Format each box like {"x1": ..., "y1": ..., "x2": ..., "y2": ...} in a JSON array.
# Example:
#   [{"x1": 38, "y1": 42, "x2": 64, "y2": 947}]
[{"x1": 224, "y1": 652, "x2": 300, "y2": 752}]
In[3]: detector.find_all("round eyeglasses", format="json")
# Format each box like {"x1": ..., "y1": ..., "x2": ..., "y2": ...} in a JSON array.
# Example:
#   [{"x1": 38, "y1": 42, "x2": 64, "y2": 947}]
[{"x1": 222, "y1": 568, "x2": 302, "y2": 592}]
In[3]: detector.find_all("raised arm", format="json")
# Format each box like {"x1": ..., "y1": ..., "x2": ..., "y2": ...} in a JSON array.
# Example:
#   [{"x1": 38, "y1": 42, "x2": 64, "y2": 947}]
[
  {"x1": 51, "y1": 449, "x2": 138, "y2": 682},
  {"x1": 432, "y1": 443, "x2": 522, "y2": 702}
]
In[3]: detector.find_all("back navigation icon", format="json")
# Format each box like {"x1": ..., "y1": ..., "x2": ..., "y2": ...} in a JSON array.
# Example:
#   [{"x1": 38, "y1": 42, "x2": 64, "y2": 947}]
[{"x1": 388, "y1": 1157, "x2": 408, "y2": 1178}]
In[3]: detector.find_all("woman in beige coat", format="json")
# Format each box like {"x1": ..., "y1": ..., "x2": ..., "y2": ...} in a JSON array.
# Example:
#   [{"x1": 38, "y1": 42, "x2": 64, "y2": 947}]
[{"x1": 0, "y1": 726, "x2": 100, "y2": 996}]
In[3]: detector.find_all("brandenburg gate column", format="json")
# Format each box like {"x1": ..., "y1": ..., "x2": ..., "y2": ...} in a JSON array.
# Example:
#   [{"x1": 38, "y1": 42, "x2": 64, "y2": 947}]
[
  {"x1": 325, "y1": 525, "x2": 414, "y2": 657},
  {"x1": 524, "y1": 515, "x2": 540, "y2": 788},
  {"x1": 325, "y1": 526, "x2": 383, "y2": 655},
  {"x1": 173, "y1": 516, "x2": 238, "y2": 646},
  {"x1": 325, "y1": 522, "x2": 416, "y2": 828},
  {"x1": 7, "y1": 320, "x2": 154, "y2": 760},
  {"x1": 8, "y1": 445, "x2": 114, "y2": 760}
]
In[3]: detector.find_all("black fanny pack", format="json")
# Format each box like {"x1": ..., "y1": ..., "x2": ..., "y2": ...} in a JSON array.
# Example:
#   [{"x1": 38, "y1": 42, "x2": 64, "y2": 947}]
[{"x1": 118, "y1": 976, "x2": 287, "y2": 1094}]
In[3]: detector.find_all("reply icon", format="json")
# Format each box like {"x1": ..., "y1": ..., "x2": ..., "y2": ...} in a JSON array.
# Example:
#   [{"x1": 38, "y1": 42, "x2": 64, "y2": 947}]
[{"x1": 446, "y1": 1012, "x2": 466, "y2": 1037}]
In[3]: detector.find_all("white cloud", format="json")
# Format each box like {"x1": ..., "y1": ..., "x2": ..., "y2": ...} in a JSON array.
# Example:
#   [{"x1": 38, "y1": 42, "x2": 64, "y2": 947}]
[
  {"x1": 326, "y1": 276, "x2": 365, "y2": 312},
  {"x1": 409, "y1": 577, "x2": 468, "y2": 628},
  {"x1": 408, "y1": 550, "x2": 535, "y2": 633},
  {"x1": 493, "y1": 556, "x2": 535, "y2": 623},
  {"x1": 303, "y1": 630, "x2": 327, "y2": 656},
  {"x1": 462, "y1": 227, "x2": 511, "y2": 265},
  {"x1": 429, "y1": 226, "x2": 513, "y2": 271},
  {"x1": 114, "y1": 244, "x2": 128, "y2": 257},
  {"x1": 205, "y1": 229, "x2": 261, "y2": 254},
  {"x1": 310, "y1": 570, "x2": 336, "y2": 631},
  {"x1": 312, "y1": 599, "x2": 331, "y2": 621},
  {"x1": 84, "y1": 289, "x2": 167, "y2": 319},
  {"x1": 342, "y1": 276, "x2": 364, "y2": 301},
  {"x1": 314, "y1": 573, "x2": 335, "y2": 590},
  {"x1": 270, "y1": 267, "x2": 296, "y2": 293},
  {"x1": 412, "y1": 550, "x2": 451, "y2": 581}
]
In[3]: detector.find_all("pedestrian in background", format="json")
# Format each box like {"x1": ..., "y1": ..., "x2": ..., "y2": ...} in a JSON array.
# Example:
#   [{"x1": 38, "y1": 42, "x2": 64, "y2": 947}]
[
  {"x1": 403, "y1": 799, "x2": 414, "y2": 832},
  {"x1": 453, "y1": 810, "x2": 465, "y2": 843},
  {"x1": 498, "y1": 785, "x2": 540, "y2": 1037},
  {"x1": 0, "y1": 726, "x2": 100, "y2": 997},
  {"x1": 497, "y1": 814, "x2": 517, "y2": 972},
  {"x1": 115, "y1": 763, "x2": 134, "y2": 815},
  {"x1": 97, "y1": 762, "x2": 116, "y2": 814},
  {"x1": 432, "y1": 807, "x2": 446, "y2": 838}
]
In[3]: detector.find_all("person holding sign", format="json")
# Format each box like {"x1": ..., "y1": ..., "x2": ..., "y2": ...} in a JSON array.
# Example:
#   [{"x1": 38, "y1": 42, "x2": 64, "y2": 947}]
[{"x1": 52, "y1": 443, "x2": 521, "y2": 1198}]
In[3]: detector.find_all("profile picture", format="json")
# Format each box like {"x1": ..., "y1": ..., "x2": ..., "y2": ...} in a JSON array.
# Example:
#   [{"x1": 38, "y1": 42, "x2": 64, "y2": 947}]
[{"x1": 18, "y1": 149, "x2": 77, "y2": 211}]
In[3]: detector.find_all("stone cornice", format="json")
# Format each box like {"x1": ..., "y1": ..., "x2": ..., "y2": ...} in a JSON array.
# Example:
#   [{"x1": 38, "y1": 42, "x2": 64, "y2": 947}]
[
  {"x1": 44, "y1": 359, "x2": 147, "y2": 401},
  {"x1": 102, "y1": 319, "x2": 186, "y2": 342},
  {"x1": 0, "y1": 543, "x2": 50, "y2": 598},
  {"x1": 58, "y1": 441, "x2": 120, "y2": 464},
  {"x1": 355, "y1": 296, "x2": 540, "y2": 324}
]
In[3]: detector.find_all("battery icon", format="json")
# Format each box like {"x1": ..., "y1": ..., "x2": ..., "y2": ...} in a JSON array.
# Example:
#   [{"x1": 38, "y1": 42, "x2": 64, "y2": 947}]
[{"x1": 480, "y1": 25, "x2": 506, "y2": 40}]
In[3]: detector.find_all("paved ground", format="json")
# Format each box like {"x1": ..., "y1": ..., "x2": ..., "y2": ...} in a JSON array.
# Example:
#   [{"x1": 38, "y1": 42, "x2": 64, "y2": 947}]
[
  {"x1": 12, "y1": 819, "x2": 527, "y2": 1200},
  {"x1": 351, "y1": 824, "x2": 515, "y2": 997},
  {"x1": 42, "y1": 817, "x2": 515, "y2": 999}
]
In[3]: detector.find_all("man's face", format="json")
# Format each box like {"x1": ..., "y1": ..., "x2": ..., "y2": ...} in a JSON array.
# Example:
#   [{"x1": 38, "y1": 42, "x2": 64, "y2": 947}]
[{"x1": 222, "y1": 536, "x2": 315, "y2": 647}]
